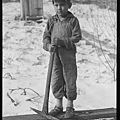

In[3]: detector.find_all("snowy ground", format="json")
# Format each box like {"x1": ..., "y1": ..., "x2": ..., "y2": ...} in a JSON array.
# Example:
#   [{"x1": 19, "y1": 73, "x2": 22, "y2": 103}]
[{"x1": 2, "y1": 0, "x2": 116, "y2": 117}]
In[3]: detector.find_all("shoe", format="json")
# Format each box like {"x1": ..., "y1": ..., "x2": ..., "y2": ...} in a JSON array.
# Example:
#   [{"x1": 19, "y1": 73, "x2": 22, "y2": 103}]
[
  {"x1": 49, "y1": 106, "x2": 63, "y2": 117},
  {"x1": 64, "y1": 107, "x2": 75, "y2": 118}
]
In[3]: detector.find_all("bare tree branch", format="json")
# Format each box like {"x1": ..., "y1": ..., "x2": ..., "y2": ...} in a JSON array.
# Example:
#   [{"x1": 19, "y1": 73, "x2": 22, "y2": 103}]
[
  {"x1": 7, "y1": 92, "x2": 19, "y2": 106},
  {"x1": 9, "y1": 86, "x2": 41, "y2": 96}
]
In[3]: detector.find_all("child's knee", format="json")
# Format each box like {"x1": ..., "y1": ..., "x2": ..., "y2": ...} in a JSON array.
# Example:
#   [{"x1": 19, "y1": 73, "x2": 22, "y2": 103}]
[{"x1": 67, "y1": 89, "x2": 77, "y2": 100}]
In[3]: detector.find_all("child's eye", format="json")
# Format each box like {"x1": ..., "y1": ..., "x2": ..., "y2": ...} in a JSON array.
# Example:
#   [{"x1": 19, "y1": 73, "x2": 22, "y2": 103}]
[
  {"x1": 54, "y1": 4, "x2": 58, "y2": 7},
  {"x1": 55, "y1": 4, "x2": 58, "y2": 7}
]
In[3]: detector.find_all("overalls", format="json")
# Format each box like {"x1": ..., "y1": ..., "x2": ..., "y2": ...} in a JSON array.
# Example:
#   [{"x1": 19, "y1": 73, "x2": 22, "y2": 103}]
[{"x1": 43, "y1": 11, "x2": 82, "y2": 100}]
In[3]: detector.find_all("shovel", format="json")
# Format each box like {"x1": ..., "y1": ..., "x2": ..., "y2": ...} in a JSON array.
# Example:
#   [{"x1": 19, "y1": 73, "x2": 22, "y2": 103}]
[
  {"x1": 42, "y1": 48, "x2": 56, "y2": 114},
  {"x1": 30, "y1": 47, "x2": 59, "y2": 120}
]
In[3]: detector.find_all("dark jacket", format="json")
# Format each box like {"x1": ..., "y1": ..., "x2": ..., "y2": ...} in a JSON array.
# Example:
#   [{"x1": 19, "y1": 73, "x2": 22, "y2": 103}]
[{"x1": 43, "y1": 11, "x2": 82, "y2": 52}]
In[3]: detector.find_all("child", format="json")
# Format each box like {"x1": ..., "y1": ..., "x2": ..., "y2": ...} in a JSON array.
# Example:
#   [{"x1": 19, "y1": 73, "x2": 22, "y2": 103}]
[{"x1": 43, "y1": 0, "x2": 82, "y2": 118}]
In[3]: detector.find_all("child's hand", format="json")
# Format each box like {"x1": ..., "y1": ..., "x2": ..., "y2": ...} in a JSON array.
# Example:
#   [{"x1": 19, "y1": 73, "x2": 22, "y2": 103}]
[
  {"x1": 48, "y1": 44, "x2": 56, "y2": 52},
  {"x1": 51, "y1": 37, "x2": 61, "y2": 46}
]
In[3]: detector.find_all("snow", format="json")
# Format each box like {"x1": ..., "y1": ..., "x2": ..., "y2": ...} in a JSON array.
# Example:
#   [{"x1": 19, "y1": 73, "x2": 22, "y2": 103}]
[{"x1": 2, "y1": 0, "x2": 116, "y2": 117}]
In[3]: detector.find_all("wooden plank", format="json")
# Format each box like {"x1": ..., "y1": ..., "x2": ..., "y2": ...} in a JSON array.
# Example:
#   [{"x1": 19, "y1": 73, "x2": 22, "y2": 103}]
[
  {"x1": 40, "y1": 0, "x2": 43, "y2": 16},
  {"x1": 34, "y1": 0, "x2": 43, "y2": 16},
  {"x1": 32, "y1": 0, "x2": 37, "y2": 16},
  {"x1": 29, "y1": 0, "x2": 43, "y2": 16},
  {"x1": 24, "y1": 0, "x2": 29, "y2": 18},
  {"x1": 26, "y1": 16, "x2": 42, "y2": 21},
  {"x1": 57, "y1": 108, "x2": 116, "y2": 120},
  {"x1": 58, "y1": 108, "x2": 116, "y2": 120},
  {"x1": 29, "y1": 0, "x2": 34, "y2": 16},
  {"x1": 31, "y1": 0, "x2": 43, "y2": 16},
  {"x1": 20, "y1": 0, "x2": 43, "y2": 20},
  {"x1": 3, "y1": 108, "x2": 116, "y2": 120},
  {"x1": 3, "y1": 114, "x2": 45, "y2": 120},
  {"x1": 20, "y1": 0, "x2": 29, "y2": 20},
  {"x1": 20, "y1": 0, "x2": 25, "y2": 20}
]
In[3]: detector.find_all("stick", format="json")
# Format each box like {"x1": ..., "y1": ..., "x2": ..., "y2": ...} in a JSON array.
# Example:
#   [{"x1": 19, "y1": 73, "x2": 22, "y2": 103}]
[{"x1": 42, "y1": 50, "x2": 56, "y2": 114}]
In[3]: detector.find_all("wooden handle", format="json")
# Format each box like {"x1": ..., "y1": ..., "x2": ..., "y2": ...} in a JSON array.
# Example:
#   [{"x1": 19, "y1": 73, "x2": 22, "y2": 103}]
[{"x1": 42, "y1": 51, "x2": 56, "y2": 114}]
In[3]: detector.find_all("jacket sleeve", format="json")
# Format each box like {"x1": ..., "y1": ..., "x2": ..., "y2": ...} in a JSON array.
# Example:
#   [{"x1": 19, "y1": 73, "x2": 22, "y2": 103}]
[
  {"x1": 60, "y1": 17, "x2": 82, "y2": 49},
  {"x1": 43, "y1": 19, "x2": 51, "y2": 51}
]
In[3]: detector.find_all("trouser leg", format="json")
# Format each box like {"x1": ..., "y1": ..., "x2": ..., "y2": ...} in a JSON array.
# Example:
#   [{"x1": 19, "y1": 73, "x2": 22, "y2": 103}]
[
  {"x1": 63, "y1": 61, "x2": 77, "y2": 101},
  {"x1": 51, "y1": 53, "x2": 65, "y2": 99},
  {"x1": 59, "y1": 49, "x2": 77, "y2": 101}
]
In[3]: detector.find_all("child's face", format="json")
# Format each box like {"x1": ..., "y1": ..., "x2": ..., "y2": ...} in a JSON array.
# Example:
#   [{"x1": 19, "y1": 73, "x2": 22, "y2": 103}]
[{"x1": 53, "y1": 0, "x2": 70, "y2": 17}]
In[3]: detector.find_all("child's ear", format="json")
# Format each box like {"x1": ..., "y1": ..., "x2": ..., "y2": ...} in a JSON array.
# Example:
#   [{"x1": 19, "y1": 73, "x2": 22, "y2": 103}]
[{"x1": 68, "y1": 2, "x2": 72, "y2": 9}]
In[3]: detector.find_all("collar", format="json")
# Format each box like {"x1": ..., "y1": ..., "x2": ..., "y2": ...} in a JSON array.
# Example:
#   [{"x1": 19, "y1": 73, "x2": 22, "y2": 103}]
[{"x1": 52, "y1": 11, "x2": 74, "y2": 22}]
